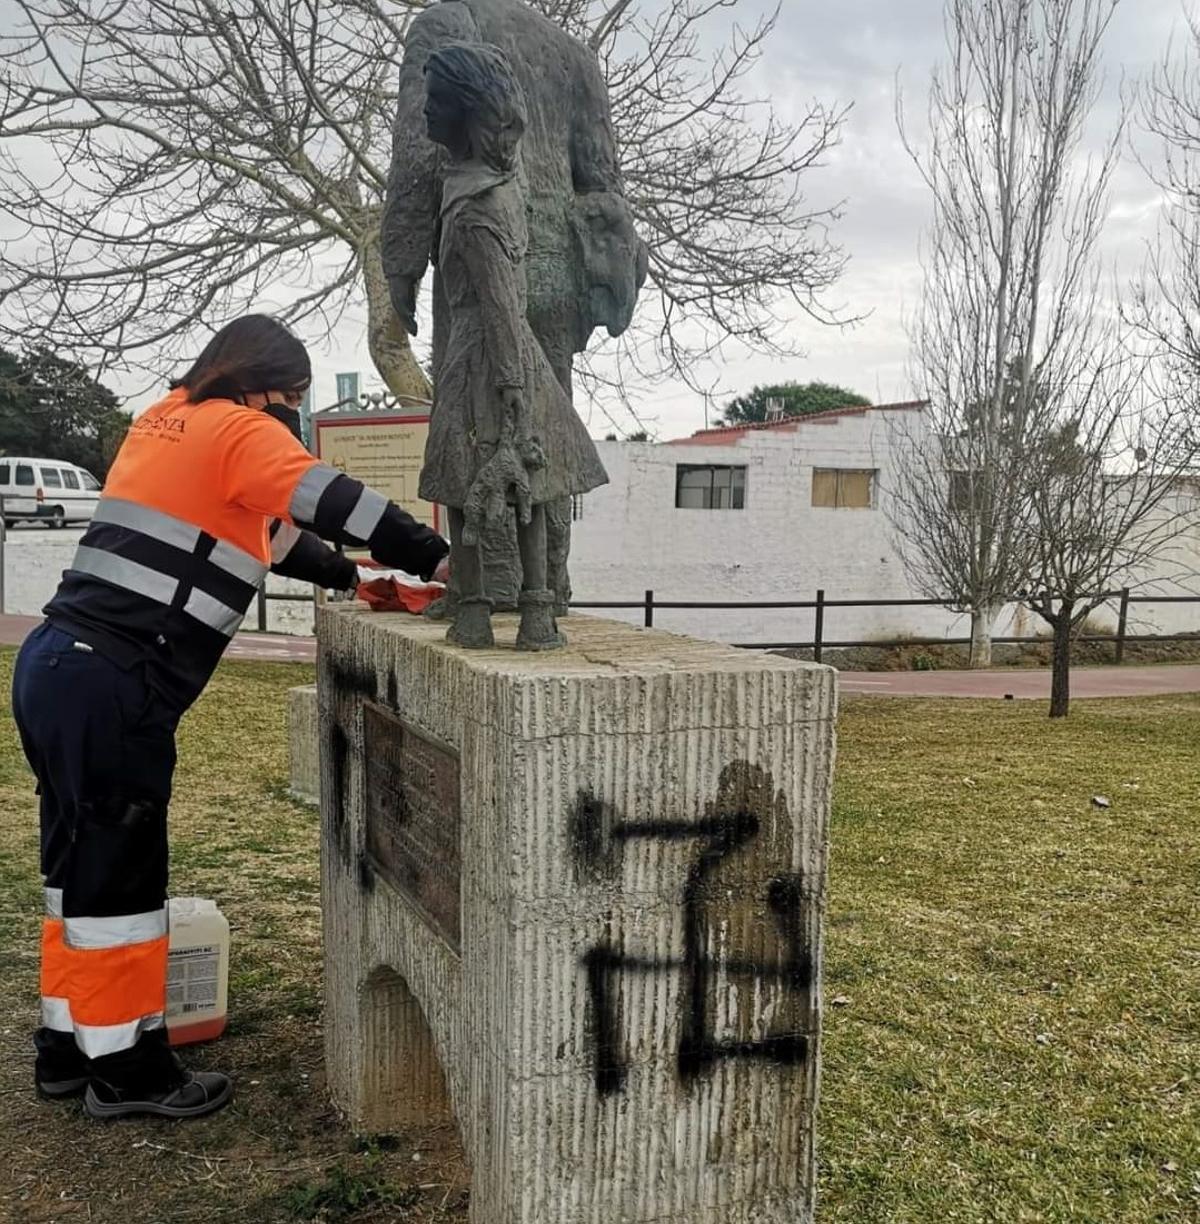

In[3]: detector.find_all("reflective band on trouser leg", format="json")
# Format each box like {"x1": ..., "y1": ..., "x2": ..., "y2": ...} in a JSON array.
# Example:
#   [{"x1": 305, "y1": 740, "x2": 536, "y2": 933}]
[
  {"x1": 40, "y1": 887, "x2": 72, "y2": 1033},
  {"x1": 64, "y1": 910, "x2": 169, "y2": 1059}
]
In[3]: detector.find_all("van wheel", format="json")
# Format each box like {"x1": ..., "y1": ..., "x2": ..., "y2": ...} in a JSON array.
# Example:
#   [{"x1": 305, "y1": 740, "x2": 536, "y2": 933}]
[{"x1": 48, "y1": 507, "x2": 65, "y2": 528}]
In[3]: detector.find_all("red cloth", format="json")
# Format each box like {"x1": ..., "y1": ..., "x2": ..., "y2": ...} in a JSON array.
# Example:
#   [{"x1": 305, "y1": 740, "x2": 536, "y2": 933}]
[{"x1": 356, "y1": 575, "x2": 443, "y2": 615}]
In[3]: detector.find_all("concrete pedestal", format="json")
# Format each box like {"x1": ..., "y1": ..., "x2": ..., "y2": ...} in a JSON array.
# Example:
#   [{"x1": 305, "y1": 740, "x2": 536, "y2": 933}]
[{"x1": 317, "y1": 605, "x2": 835, "y2": 1224}]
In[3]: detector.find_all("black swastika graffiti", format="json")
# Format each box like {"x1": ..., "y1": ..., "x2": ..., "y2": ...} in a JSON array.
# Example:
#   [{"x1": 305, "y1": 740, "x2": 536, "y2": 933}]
[{"x1": 575, "y1": 762, "x2": 813, "y2": 1097}]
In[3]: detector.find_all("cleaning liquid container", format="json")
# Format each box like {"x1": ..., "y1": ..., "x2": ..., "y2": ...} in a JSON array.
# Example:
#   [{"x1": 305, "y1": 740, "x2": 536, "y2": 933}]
[{"x1": 166, "y1": 897, "x2": 230, "y2": 1046}]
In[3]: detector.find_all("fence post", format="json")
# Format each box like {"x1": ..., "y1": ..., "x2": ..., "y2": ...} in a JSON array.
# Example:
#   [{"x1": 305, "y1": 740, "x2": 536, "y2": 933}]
[
  {"x1": 256, "y1": 586, "x2": 267, "y2": 633},
  {"x1": 643, "y1": 589, "x2": 655, "y2": 629},
  {"x1": 813, "y1": 588, "x2": 825, "y2": 664},
  {"x1": 1115, "y1": 587, "x2": 1130, "y2": 665}
]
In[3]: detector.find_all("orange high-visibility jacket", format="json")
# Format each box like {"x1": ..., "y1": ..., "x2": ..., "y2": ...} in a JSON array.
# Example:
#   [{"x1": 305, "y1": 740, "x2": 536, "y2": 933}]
[{"x1": 47, "y1": 388, "x2": 446, "y2": 712}]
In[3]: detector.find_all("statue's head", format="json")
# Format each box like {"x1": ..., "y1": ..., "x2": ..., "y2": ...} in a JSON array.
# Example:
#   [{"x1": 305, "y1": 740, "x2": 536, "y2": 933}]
[
  {"x1": 571, "y1": 192, "x2": 649, "y2": 341},
  {"x1": 424, "y1": 43, "x2": 527, "y2": 172}
]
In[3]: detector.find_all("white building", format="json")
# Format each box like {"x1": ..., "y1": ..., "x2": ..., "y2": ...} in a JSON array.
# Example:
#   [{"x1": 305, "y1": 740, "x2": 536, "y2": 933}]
[
  {"x1": 568, "y1": 403, "x2": 1200, "y2": 647},
  {"x1": 6, "y1": 400, "x2": 1197, "y2": 647}
]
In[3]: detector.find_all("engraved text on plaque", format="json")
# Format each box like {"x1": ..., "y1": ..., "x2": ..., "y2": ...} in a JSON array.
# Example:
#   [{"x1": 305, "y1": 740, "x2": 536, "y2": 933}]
[{"x1": 363, "y1": 703, "x2": 462, "y2": 949}]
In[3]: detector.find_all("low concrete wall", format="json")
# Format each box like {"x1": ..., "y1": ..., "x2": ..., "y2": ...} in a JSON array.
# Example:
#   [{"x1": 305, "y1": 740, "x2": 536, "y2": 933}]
[
  {"x1": 287, "y1": 684, "x2": 319, "y2": 805},
  {"x1": 1, "y1": 525, "x2": 319, "y2": 634}
]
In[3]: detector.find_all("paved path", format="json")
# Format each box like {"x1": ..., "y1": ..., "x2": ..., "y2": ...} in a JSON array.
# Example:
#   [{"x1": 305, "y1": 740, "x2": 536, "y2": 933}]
[
  {"x1": 1, "y1": 614, "x2": 1197, "y2": 695},
  {"x1": 837, "y1": 664, "x2": 1200, "y2": 699}
]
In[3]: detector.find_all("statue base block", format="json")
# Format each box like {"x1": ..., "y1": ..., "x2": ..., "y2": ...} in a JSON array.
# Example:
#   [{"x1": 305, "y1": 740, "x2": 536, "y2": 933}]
[{"x1": 317, "y1": 605, "x2": 835, "y2": 1223}]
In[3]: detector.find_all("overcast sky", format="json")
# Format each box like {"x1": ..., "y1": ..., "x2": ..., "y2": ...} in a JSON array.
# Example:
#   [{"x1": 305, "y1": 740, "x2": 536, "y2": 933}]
[
  {"x1": 66, "y1": 0, "x2": 1196, "y2": 435},
  {"x1": 594, "y1": 0, "x2": 1188, "y2": 438}
]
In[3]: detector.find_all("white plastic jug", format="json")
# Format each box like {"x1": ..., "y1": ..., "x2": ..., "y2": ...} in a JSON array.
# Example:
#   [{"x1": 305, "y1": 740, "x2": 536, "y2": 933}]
[{"x1": 166, "y1": 897, "x2": 230, "y2": 1046}]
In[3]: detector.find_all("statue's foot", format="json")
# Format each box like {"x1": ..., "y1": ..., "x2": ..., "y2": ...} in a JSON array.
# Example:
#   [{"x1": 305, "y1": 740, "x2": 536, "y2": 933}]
[
  {"x1": 424, "y1": 594, "x2": 451, "y2": 621},
  {"x1": 515, "y1": 589, "x2": 566, "y2": 652},
  {"x1": 447, "y1": 597, "x2": 494, "y2": 649}
]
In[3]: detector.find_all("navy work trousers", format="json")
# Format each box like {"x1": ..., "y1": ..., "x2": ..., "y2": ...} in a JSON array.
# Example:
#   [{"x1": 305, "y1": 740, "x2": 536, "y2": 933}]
[{"x1": 12, "y1": 622, "x2": 180, "y2": 1091}]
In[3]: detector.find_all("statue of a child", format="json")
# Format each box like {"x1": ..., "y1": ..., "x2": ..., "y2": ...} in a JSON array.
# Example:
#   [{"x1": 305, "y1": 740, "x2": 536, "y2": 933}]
[{"x1": 418, "y1": 42, "x2": 607, "y2": 650}]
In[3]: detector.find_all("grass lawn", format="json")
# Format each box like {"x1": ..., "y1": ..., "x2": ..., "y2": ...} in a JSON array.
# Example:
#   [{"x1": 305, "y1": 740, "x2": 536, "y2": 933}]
[{"x1": 0, "y1": 650, "x2": 1196, "y2": 1222}]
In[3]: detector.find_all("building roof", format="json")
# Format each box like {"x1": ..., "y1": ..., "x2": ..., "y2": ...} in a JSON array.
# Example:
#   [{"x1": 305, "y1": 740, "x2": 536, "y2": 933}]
[{"x1": 667, "y1": 400, "x2": 927, "y2": 446}]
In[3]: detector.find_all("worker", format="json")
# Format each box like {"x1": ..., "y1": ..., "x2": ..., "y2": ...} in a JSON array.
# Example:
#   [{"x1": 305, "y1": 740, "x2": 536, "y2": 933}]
[{"x1": 12, "y1": 315, "x2": 449, "y2": 1121}]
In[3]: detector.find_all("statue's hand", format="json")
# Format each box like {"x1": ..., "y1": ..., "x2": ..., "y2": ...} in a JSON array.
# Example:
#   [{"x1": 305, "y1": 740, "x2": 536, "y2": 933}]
[{"x1": 388, "y1": 275, "x2": 419, "y2": 337}]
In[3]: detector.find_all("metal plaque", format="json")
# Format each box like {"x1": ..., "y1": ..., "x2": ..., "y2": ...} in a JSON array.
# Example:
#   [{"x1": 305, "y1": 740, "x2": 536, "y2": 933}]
[{"x1": 363, "y1": 703, "x2": 461, "y2": 949}]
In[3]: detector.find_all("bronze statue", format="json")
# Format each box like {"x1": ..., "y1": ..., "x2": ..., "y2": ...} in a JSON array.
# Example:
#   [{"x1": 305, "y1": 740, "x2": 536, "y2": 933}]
[
  {"x1": 383, "y1": 0, "x2": 646, "y2": 619},
  {"x1": 418, "y1": 44, "x2": 607, "y2": 649}
]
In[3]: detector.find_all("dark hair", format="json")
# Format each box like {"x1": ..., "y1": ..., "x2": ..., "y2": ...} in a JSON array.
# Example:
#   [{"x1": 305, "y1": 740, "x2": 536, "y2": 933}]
[
  {"x1": 426, "y1": 43, "x2": 526, "y2": 173},
  {"x1": 171, "y1": 315, "x2": 311, "y2": 404}
]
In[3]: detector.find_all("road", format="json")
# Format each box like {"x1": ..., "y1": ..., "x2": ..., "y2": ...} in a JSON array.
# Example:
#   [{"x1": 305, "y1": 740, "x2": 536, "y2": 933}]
[{"x1": 837, "y1": 664, "x2": 1200, "y2": 699}]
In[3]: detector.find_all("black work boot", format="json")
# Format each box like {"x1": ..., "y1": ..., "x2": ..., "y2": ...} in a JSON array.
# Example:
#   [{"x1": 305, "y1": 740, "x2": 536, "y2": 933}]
[
  {"x1": 83, "y1": 1030, "x2": 232, "y2": 1121},
  {"x1": 34, "y1": 1028, "x2": 90, "y2": 1099},
  {"x1": 85, "y1": 1069, "x2": 233, "y2": 1121}
]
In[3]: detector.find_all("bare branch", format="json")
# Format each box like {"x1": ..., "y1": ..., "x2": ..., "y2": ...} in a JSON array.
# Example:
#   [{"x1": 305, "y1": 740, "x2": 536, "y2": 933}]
[{"x1": 0, "y1": 0, "x2": 851, "y2": 416}]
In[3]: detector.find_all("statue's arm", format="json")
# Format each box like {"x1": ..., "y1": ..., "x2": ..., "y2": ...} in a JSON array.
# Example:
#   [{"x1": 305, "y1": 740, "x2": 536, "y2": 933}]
[
  {"x1": 460, "y1": 223, "x2": 525, "y2": 390},
  {"x1": 382, "y1": 83, "x2": 439, "y2": 288},
  {"x1": 569, "y1": 46, "x2": 624, "y2": 194},
  {"x1": 381, "y1": 3, "x2": 478, "y2": 292}
]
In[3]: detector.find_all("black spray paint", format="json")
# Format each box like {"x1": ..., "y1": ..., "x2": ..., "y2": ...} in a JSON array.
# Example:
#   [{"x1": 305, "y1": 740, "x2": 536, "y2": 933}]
[{"x1": 577, "y1": 763, "x2": 812, "y2": 1096}]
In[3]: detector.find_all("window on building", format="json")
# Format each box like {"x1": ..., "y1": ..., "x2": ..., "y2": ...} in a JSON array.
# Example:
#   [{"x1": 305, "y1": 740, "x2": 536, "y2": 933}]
[
  {"x1": 811, "y1": 468, "x2": 875, "y2": 509},
  {"x1": 15, "y1": 464, "x2": 34, "y2": 487},
  {"x1": 40, "y1": 467, "x2": 63, "y2": 488},
  {"x1": 949, "y1": 469, "x2": 992, "y2": 513},
  {"x1": 675, "y1": 464, "x2": 747, "y2": 509},
  {"x1": 62, "y1": 470, "x2": 81, "y2": 490}
]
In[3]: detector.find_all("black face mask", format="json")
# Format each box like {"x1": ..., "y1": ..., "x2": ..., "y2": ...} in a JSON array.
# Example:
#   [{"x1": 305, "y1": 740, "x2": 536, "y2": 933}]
[{"x1": 262, "y1": 402, "x2": 304, "y2": 444}]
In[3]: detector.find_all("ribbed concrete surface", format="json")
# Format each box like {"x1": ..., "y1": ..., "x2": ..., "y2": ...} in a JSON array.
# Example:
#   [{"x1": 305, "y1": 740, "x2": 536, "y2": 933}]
[
  {"x1": 288, "y1": 685, "x2": 319, "y2": 805},
  {"x1": 318, "y1": 607, "x2": 835, "y2": 1223}
]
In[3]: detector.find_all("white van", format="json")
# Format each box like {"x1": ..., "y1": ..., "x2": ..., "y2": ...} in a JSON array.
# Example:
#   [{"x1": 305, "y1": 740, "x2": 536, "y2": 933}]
[{"x1": 0, "y1": 457, "x2": 103, "y2": 527}]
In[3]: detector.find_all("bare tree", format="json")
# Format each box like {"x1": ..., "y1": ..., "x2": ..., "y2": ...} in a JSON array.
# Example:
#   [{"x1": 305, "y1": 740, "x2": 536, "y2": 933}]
[
  {"x1": 0, "y1": 0, "x2": 848, "y2": 420},
  {"x1": 1022, "y1": 345, "x2": 1200, "y2": 717},
  {"x1": 888, "y1": 0, "x2": 1123, "y2": 667},
  {"x1": 573, "y1": 0, "x2": 850, "y2": 398},
  {"x1": 1136, "y1": 9, "x2": 1200, "y2": 406},
  {"x1": 0, "y1": 0, "x2": 433, "y2": 400}
]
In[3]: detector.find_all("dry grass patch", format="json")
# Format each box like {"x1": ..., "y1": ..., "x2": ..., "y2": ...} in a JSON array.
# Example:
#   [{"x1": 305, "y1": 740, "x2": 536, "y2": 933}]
[
  {"x1": 0, "y1": 652, "x2": 469, "y2": 1224},
  {"x1": 0, "y1": 651, "x2": 1196, "y2": 1221}
]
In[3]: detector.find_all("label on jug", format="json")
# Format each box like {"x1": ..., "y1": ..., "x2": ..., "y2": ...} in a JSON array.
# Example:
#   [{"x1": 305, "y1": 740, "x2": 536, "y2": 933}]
[{"x1": 167, "y1": 944, "x2": 221, "y2": 1017}]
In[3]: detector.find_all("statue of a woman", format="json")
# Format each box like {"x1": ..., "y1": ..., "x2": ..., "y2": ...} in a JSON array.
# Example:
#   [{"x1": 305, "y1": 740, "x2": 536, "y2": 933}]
[{"x1": 417, "y1": 42, "x2": 607, "y2": 650}]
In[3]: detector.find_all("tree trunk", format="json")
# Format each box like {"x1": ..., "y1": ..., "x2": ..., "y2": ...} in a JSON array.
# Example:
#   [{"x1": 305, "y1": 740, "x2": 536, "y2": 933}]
[
  {"x1": 362, "y1": 231, "x2": 432, "y2": 403},
  {"x1": 969, "y1": 603, "x2": 997, "y2": 668},
  {"x1": 1049, "y1": 598, "x2": 1074, "y2": 719}
]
